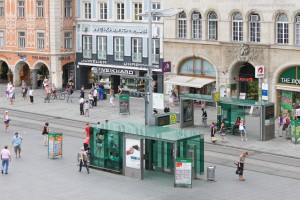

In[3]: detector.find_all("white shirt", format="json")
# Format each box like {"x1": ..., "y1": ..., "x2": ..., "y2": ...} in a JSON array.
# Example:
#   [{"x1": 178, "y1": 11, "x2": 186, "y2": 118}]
[
  {"x1": 1, "y1": 149, "x2": 10, "y2": 159},
  {"x1": 29, "y1": 89, "x2": 34, "y2": 96},
  {"x1": 296, "y1": 108, "x2": 300, "y2": 117},
  {"x1": 239, "y1": 122, "x2": 245, "y2": 131},
  {"x1": 93, "y1": 89, "x2": 97, "y2": 96}
]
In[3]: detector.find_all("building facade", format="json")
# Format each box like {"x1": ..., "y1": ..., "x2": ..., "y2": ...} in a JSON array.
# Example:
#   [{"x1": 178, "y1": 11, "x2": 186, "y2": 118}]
[
  {"x1": 75, "y1": 0, "x2": 164, "y2": 94},
  {"x1": 163, "y1": 0, "x2": 300, "y2": 115},
  {"x1": 0, "y1": 0, "x2": 76, "y2": 88}
]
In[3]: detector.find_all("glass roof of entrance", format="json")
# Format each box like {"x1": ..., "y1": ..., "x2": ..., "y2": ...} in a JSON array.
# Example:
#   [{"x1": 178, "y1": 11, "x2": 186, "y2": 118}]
[
  {"x1": 93, "y1": 121, "x2": 202, "y2": 142},
  {"x1": 220, "y1": 98, "x2": 274, "y2": 106}
]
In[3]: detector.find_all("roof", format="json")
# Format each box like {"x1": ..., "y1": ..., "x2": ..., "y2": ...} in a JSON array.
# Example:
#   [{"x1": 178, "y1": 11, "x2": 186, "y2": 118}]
[
  {"x1": 93, "y1": 121, "x2": 202, "y2": 142},
  {"x1": 165, "y1": 76, "x2": 215, "y2": 89}
]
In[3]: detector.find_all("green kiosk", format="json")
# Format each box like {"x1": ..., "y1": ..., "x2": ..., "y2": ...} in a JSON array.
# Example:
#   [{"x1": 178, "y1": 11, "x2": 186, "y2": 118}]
[{"x1": 89, "y1": 121, "x2": 204, "y2": 180}]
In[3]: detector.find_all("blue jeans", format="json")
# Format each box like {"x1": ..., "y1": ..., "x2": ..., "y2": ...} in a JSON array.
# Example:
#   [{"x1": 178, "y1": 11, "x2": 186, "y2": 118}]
[
  {"x1": 2, "y1": 158, "x2": 9, "y2": 173},
  {"x1": 67, "y1": 94, "x2": 72, "y2": 102}
]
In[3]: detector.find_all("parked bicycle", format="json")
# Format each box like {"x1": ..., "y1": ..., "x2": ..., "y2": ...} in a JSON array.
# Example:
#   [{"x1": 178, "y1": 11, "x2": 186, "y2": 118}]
[{"x1": 50, "y1": 90, "x2": 66, "y2": 100}]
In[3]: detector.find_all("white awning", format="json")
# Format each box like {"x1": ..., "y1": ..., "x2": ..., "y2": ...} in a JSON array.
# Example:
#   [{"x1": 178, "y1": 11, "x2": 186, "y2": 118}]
[{"x1": 165, "y1": 76, "x2": 215, "y2": 88}]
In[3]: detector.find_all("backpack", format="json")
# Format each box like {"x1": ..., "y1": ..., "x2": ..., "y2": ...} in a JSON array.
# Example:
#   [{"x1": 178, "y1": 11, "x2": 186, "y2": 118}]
[
  {"x1": 70, "y1": 89, "x2": 73, "y2": 94},
  {"x1": 82, "y1": 152, "x2": 87, "y2": 161}
]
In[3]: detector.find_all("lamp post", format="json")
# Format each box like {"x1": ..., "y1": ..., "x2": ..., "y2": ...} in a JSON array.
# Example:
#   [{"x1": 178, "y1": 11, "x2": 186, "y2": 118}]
[{"x1": 143, "y1": 2, "x2": 183, "y2": 126}]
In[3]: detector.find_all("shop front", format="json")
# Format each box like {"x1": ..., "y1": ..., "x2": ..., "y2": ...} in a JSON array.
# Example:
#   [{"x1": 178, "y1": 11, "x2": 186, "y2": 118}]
[
  {"x1": 165, "y1": 56, "x2": 216, "y2": 97},
  {"x1": 276, "y1": 66, "x2": 300, "y2": 116}
]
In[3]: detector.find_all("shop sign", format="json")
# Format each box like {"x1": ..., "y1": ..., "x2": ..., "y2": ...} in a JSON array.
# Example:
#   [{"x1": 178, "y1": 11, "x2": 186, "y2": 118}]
[
  {"x1": 255, "y1": 65, "x2": 264, "y2": 78},
  {"x1": 162, "y1": 61, "x2": 171, "y2": 73},
  {"x1": 92, "y1": 67, "x2": 135, "y2": 75},
  {"x1": 58, "y1": 56, "x2": 71, "y2": 61},
  {"x1": 32, "y1": 55, "x2": 49, "y2": 60},
  {"x1": 239, "y1": 77, "x2": 253, "y2": 82},
  {"x1": 262, "y1": 82, "x2": 268, "y2": 101},
  {"x1": 92, "y1": 26, "x2": 147, "y2": 34},
  {"x1": 80, "y1": 59, "x2": 107, "y2": 64},
  {"x1": 280, "y1": 78, "x2": 300, "y2": 85}
]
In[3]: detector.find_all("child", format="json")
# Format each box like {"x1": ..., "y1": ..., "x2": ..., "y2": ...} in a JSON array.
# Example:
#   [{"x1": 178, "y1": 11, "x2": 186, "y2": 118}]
[
  {"x1": 84, "y1": 100, "x2": 90, "y2": 117},
  {"x1": 29, "y1": 87, "x2": 34, "y2": 104}
]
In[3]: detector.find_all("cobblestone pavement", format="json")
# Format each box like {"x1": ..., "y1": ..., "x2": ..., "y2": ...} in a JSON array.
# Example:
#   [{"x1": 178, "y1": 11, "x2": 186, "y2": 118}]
[{"x1": 0, "y1": 84, "x2": 299, "y2": 160}]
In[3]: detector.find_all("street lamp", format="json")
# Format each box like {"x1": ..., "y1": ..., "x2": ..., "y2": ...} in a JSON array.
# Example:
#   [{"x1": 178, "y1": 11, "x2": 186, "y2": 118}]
[{"x1": 141, "y1": 1, "x2": 183, "y2": 125}]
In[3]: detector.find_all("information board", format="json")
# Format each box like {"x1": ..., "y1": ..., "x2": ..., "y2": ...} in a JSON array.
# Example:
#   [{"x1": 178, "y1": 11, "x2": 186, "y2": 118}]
[
  {"x1": 119, "y1": 94, "x2": 130, "y2": 115},
  {"x1": 265, "y1": 105, "x2": 275, "y2": 120},
  {"x1": 174, "y1": 158, "x2": 192, "y2": 188},
  {"x1": 48, "y1": 133, "x2": 63, "y2": 159},
  {"x1": 156, "y1": 115, "x2": 170, "y2": 126}
]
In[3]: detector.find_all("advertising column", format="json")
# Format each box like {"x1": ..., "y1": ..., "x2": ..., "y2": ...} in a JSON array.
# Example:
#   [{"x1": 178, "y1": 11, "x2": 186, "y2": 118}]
[
  {"x1": 124, "y1": 137, "x2": 143, "y2": 179},
  {"x1": 48, "y1": 133, "x2": 63, "y2": 159}
]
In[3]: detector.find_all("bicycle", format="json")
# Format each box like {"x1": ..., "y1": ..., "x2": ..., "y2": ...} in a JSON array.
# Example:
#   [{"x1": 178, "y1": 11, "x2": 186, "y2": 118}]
[{"x1": 50, "y1": 90, "x2": 66, "y2": 100}]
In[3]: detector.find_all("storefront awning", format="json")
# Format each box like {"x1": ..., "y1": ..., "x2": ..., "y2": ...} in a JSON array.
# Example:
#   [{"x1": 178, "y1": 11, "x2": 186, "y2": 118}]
[{"x1": 165, "y1": 76, "x2": 215, "y2": 88}]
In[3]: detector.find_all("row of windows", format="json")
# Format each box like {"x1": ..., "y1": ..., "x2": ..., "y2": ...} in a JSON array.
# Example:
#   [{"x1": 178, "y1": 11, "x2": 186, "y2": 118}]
[
  {"x1": 0, "y1": 0, "x2": 73, "y2": 18},
  {"x1": 82, "y1": 2, "x2": 160, "y2": 22},
  {"x1": 82, "y1": 36, "x2": 160, "y2": 64},
  {"x1": 0, "y1": 31, "x2": 73, "y2": 49},
  {"x1": 178, "y1": 11, "x2": 300, "y2": 45}
]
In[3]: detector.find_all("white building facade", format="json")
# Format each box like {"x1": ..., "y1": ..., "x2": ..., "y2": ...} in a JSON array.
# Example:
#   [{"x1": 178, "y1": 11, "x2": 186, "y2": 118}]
[
  {"x1": 163, "y1": 0, "x2": 300, "y2": 115},
  {"x1": 75, "y1": 0, "x2": 164, "y2": 94}
]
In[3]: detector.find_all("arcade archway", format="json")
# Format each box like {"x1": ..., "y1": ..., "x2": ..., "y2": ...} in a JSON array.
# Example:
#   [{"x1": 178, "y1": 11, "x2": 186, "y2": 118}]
[
  {"x1": 33, "y1": 62, "x2": 49, "y2": 88},
  {"x1": 0, "y1": 60, "x2": 9, "y2": 82},
  {"x1": 62, "y1": 62, "x2": 74, "y2": 87},
  {"x1": 15, "y1": 61, "x2": 30, "y2": 86}
]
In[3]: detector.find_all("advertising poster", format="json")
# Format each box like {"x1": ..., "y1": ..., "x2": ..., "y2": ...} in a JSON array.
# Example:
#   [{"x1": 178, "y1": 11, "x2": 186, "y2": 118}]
[
  {"x1": 125, "y1": 138, "x2": 141, "y2": 169},
  {"x1": 153, "y1": 93, "x2": 164, "y2": 110},
  {"x1": 183, "y1": 100, "x2": 193, "y2": 122},
  {"x1": 48, "y1": 133, "x2": 63, "y2": 159},
  {"x1": 175, "y1": 158, "x2": 192, "y2": 186},
  {"x1": 291, "y1": 120, "x2": 300, "y2": 144},
  {"x1": 119, "y1": 94, "x2": 130, "y2": 115},
  {"x1": 281, "y1": 91, "x2": 293, "y2": 111}
]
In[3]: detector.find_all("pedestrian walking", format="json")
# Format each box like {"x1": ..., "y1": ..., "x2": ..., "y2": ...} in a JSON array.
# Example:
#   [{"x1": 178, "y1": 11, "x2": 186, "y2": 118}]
[
  {"x1": 6, "y1": 81, "x2": 12, "y2": 99},
  {"x1": 12, "y1": 132, "x2": 22, "y2": 158},
  {"x1": 239, "y1": 118, "x2": 247, "y2": 141},
  {"x1": 80, "y1": 86, "x2": 85, "y2": 99},
  {"x1": 43, "y1": 77, "x2": 48, "y2": 88},
  {"x1": 118, "y1": 85, "x2": 122, "y2": 95},
  {"x1": 88, "y1": 92, "x2": 94, "y2": 108},
  {"x1": 281, "y1": 116, "x2": 290, "y2": 137},
  {"x1": 99, "y1": 83, "x2": 104, "y2": 99},
  {"x1": 0, "y1": 145, "x2": 11, "y2": 175},
  {"x1": 29, "y1": 87, "x2": 34, "y2": 104},
  {"x1": 276, "y1": 114, "x2": 284, "y2": 136},
  {"x1": 11, "y1": 84, "x2": 15, "y2": 102},
  {"x1": 210, "y1": 122, "x2": 217, "y2": 143},
  {"x1": 219, "y1": 120, "x2": 227, "y2": 142},
  {"x1": 83, "y1": 137, "x2": 90, "y2": 151},
  {"x1": 66, "y1": 86, "x2": 73, "y2": 103},
  {"x1": 83, "y1": 123, "x2": 90, "y2": 137},
  {"x1": 84, "y1": 100, "x2": 90, "y2": 117},
  {"x1": 21, "y1": 80, "x2": 28, "y2": 100},
  {"x1": 109, "y1": 88, "x2": 115, "y2": 106},
  {"x1": 42, "y1": 122, "x2": 49, "y2": 146},
  {"x1": 93, "y1": 87, "x2": 98, "y2": 107},
  {"x1": 78, "y1": 147, "x2": 89, "y2": 174},
  {"x1": 8, "y1": 86, "x2": 13, "y2": 105},
  {"x1": 4, "y1": 110, "x2": 10, "y2": 132},
  {"x1": 236, "y1": 151, "x2": 248, "y2": 181},
  {"x1": 44, "y1": 85, "x2": 51, "y2": 103},
  {"x1": 79, "y1": 97, "x2": 85, "y2": 115}
]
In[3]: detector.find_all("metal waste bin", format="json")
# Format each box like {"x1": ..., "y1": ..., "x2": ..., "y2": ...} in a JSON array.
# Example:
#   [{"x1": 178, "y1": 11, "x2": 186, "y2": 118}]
[
  {"x1": 207, "y1": 166, "x2": 216, "y2": 181},
  {"x1": 175, "y1": 112, "x2": 180, "y2": 122}
]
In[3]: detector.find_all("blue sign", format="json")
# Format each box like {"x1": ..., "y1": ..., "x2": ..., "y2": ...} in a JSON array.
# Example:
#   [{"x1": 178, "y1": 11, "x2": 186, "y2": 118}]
[{"x1": 262, "y1": 90, "x2": 268, "y2": 96}]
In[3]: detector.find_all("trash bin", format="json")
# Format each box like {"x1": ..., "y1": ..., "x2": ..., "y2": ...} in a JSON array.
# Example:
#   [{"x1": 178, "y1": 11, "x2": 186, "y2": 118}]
[{"x1": 207, "y1": 166, "x2": 216, "y2": 181}]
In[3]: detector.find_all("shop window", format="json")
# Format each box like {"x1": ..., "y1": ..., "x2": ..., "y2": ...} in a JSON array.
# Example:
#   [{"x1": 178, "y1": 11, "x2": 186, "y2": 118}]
[{"x1": 179, "y1": 57, "x2": 216, "y2": 77}]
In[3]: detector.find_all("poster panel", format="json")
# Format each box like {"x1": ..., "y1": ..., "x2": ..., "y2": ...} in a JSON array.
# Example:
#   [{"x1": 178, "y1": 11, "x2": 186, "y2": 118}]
[
  {"x1": 119, "y1": 94, "x2": 130, "y2": 115},
  {"x1": 125, "y1": 138, "x2": 141, "y2": 169},
  {"x1": 183, "y1": 100, "x2": 193, "y2": 122},
  {"x1": 153, "y1": 93, "x2": 164, "y2": 110},
  {"x1": 175, "y1": 158, "x2": 192, "y2": 186},
  {"x1": 281, "y1": 91, "x2": 293, "y2": 111},
  {"x1": 48, "y1": 133, "x2": 63, "y2": 159},
  {"x1": 291, "y1": 120, "x2": 300, "y2": 144}
]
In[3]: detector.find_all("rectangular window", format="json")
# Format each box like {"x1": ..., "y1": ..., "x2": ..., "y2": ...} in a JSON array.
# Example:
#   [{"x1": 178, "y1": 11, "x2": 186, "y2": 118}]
[
  {"x1": 116, "y1": 3, "x2": 124, "y2": 20},
  {"x1": 0, "y1": 1, "x2": 4, "y2": 17},
  {"x1": 114, "y1": 37, "x2": 124, "y2": 61},
  {"x1": 97, "y1": 36, "x2": 107, "y2": 60},
  {"x1": 232, "y1": 21, "x2": 243, "y2": 41},
  {"x1": 99, "y1": 2, "x2": 107, "y2": 20},
  {"x1": 132, "y1": 38, "x2": 142, "y2": 62},
  {"x1": 64, "y1": 32, "x2": 72, "y2": 49},
  {"x1": 152, "y1": 39, "x2": 160, "y2": 64},
  {"x1": 296, "y1": 23, "x2": 300, "y2": 45},
  {"x1": 18, "y1": 31, "x2": 26, "y2": 48},
  {"x1": 178, "y1": 19, "x2": 186, "y2": 38},
  {"x1": 18, "y1": 1, "x2": 25, "y2": 17},
  {"x1": 152, "y1": 3, "x2": 160, "y2": 21},
  {"x1": 37, "y1": 32, "x2": 44, "y2": 49},
  {"x1": 84, "y1": 2, "x2": 91, "y2": 19},
  {"x1": 277, "y1": 23, "x2": 288, "y2": 44},
  {"x1": 0, "y1": 31, "x2": 4, "y2": 47},
  {"x1": 82, "y1": 35, "x2": 92, "y2": 58},
  {"x1": 208, "y1": 21, "x2": 217, "y2": 40},
  {"x1": 65, "y1": 0, "x2": 72, "y2": 18},
  {"x1": 36, "y1": 1, "x2": 44, "y2": 18},
  {"x1": 133, "y1": 3, "x2": 142, "y2": 21}
]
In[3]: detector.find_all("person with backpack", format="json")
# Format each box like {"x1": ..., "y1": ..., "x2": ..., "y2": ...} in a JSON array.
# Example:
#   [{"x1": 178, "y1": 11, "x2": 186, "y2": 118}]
[
  {"x1": 66, "y1": 86, "x2": 73, "y2": 103},
  {"x1": 78, "y1": 147, "x2": 89, "y2": 174}
]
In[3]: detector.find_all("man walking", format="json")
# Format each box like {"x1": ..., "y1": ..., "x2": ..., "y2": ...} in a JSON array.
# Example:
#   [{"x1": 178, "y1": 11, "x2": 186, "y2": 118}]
[
  {"x1": 66, "y1": 86, "x2": 73, "y2": 103},
  {"x1": 12, "y1": 132, "x2": 22, "y2": 158},
  {"x1": 1, "y1": 145, "x2": 11, "y2": 174},
  {"x1": 78, "y1": 147, "x2": 89, "y2": 174},
  {"x1": 93, "y1": 87, "x2": 98, "y2": 107}
]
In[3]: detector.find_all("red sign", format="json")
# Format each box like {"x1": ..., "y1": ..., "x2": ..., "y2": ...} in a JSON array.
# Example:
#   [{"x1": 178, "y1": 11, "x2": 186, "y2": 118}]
[
  {"x1": 255, "y1": 65, "x2": 264, "y2": 78},
  {"x1": 239, "y1": 77, "x2": 253, "y2": 82}
]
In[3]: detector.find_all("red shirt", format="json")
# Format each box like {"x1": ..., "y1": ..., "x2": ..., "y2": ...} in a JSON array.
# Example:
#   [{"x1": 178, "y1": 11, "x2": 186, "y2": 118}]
[
  {"x1": 84, "y1": 137, "x2": 90, "y2": 144},
  {"x1": 85, "y1": 126, "x2": 90, "y2": 137}
]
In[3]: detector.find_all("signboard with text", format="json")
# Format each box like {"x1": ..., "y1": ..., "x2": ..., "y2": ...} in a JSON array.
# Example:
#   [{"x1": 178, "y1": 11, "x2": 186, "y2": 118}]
[
  {"x1": 255, "y1": 65, "x2": 264, "y2": 78},
  {"x1": 153, "y1": 93, "x2": 164, "y2": 110},
  {"x1": 48, "y1": 133, "x2": 63, "y2": 159},
  {"x1": 162, "y1": 61, "x2": 171, "y2": 73},
  {"x1": 119, "y1": 94, "x2": 130, "y2": 115},
  {"x1": 174, "y1": 158, "x2": 192, "y2": 188}
]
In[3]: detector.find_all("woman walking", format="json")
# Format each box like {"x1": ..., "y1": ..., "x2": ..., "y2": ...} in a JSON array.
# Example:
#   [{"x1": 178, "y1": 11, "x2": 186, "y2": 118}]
[
  {"x1": 237, "y1": 151, "x2": 248, "y2": 181},
  {"x1": 4, "y1": 111, "x2": 10, "y2": 132},
  {"x1": 109, "y1": 88, "x2": 115, "y2": 106},
  {"x1": 239, "y1": 118, "x2": 247, "y2": 141},
  {"x1": 42, "y1": 122, "x2": 49, "y2": 146},
  {"x1": 219, "y1": 120, "x2": 227, "y2": 142},
  {"x1": 8, "y1": 86, "x2": 13, "y2": 105},
  {"x1": 29, "y1": 87, "x2": 34, "y2": 104}
]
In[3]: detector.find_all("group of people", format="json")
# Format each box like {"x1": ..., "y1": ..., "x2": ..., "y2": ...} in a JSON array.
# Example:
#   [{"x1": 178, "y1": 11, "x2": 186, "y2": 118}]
[
  {"x1": 6, "y1": 81, "x2": 35, "y2": 105},
  {"x1": 276, "y1": 114, "x2": 291, "y2": 137}
]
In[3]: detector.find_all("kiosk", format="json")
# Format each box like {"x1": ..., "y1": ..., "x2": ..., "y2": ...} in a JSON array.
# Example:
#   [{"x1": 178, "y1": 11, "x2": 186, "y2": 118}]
[{"x1": 89, "y1": 122, "x2": 204, "y2": 180}]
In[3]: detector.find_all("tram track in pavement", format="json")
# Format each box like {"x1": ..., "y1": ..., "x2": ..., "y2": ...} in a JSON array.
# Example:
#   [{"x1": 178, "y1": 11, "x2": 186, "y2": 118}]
[{"x1": 3, "y1": 108, "x2": 300, "y2": 180}]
